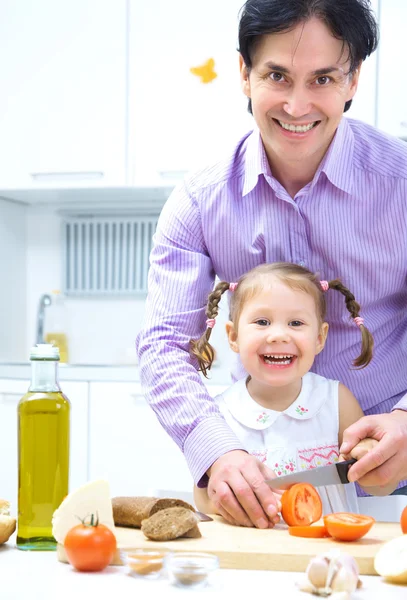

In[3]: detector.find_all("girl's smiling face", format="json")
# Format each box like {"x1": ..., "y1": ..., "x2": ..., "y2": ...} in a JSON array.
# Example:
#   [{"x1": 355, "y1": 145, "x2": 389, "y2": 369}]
[
  {"x1": 226, "y1": 277, "x2": 328, "y2": 396},
  {"x1": 240, "y1": 17, "x2": 360, "y2": 170}
]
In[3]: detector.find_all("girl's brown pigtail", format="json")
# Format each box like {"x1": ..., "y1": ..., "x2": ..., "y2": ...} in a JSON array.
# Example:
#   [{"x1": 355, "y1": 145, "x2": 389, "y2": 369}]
[
  {"x1": 190, "y1": 281, "x2": 231, "y2": 377},
  {"x1": 328, "y1": 279, "x2": 374, "y2": 368}
]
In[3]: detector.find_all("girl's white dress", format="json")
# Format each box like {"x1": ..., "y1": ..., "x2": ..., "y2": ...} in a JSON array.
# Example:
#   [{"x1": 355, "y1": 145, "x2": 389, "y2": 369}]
[{"x1": 214, "y1": 371, "x2": 359, "y2": 515}]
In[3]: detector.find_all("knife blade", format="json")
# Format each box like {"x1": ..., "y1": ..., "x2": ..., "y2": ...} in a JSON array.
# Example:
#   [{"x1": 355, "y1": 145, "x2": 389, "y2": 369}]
[
  {"x1": 196, "y1": 511, "x2": 213, "y2": 522},
  {"x1": 265, "y1": 458, "x2": 357, "y2": 490}
]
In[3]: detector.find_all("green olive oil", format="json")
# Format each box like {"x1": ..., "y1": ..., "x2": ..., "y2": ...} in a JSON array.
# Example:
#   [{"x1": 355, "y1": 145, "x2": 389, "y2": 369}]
[{"x1": 17, "y1": 344, "x2": 70, "y2": 550}]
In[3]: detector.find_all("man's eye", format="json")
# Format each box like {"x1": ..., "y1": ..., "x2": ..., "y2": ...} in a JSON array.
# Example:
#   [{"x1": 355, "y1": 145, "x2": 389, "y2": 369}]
[
  {"x1": 289, "y1": 320, "x2": 303, "y2": 327},
  {"x1": 255, "y1": 319, "x2": 270, "y2": 326},
  {"x1": 315, "y1": 75, "x2": 332, "y2": 85},
  {"x1": 270, "y1": 72, "x2": 286, "y2": 82}
]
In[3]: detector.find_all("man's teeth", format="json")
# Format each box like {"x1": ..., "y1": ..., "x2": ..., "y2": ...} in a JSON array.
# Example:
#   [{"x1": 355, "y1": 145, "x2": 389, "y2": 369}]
[
  {"x1": 278, "y1": 121, "x2": 316, "y2": 133},
  {"x1": 263, "y1": 354, "x2": 294, "y2": 365}
]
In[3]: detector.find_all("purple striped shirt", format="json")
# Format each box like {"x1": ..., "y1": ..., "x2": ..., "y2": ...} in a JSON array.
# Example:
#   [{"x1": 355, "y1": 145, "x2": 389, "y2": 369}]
[{"x1": 136, "y1": 117, "x2": 407, "y2": 494}]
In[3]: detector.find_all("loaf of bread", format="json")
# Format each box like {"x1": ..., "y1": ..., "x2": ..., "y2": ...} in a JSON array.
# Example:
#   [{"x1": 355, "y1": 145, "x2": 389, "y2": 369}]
[
  {"x1": 141, "y1": 506, "x2": 200, "y2": 541},
  {"x1": 112, "y1": 496, "x2": 195, "y2": 528}
]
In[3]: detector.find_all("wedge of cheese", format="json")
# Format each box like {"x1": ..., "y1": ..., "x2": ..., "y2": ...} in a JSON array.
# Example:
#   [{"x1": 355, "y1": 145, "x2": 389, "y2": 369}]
[{"x1": 52, "y1": 479, "x2": 115, "y2": 544}]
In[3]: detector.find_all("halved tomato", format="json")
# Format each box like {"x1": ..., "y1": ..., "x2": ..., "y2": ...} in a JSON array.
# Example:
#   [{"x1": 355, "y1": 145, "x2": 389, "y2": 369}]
[
  {"x1": 401, "y1": 505, "x2": 407, "y2": 535},
  {"x1": 288, "y1": 525, "x2": 330, "y2": 538},
  {"x1": 323, "y1": 513, "x2": 375, "y2": 541},
  {"x1": 281, "y1": 483, "x2": 322, "y2": 526}
]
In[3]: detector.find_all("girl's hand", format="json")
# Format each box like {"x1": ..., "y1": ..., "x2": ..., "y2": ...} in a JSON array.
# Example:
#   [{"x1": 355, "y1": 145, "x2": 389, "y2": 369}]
[{"x1": 207, "y1": 450, "x2": 283, "y2": 528}]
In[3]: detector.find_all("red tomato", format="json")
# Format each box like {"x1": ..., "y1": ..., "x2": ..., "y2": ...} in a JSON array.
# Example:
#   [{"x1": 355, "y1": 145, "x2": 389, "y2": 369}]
[
  {"x1": 323, "y1": 513, "x2": 375, "y2": 542},
  {"x1": 281, "y1": 483, "x2": 322, "y2": 526},
  {"x1": 288, "y1": 525, "x2": 330, "y2": 538},
  {"x1": 64, "y1": 514, "x2": 117, "y2": 572},
  {"x1": 401, "y1": 505, "x2": 407, "y2": 534}
]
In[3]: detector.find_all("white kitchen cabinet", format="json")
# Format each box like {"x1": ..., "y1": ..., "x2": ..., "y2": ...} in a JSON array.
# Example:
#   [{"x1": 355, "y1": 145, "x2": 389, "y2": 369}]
[
  {"x1": 0, "y1": 0, "x2": 127, "y2": 189},
  {"x1": 377, "y1": 0, "x2": 407, "y2": 139},
  {"x1": 0, "y1": 200, "x2": 26, "y2": 363},
  {"x1": 88, "y1": 381, "x2": 229, "y2": 497},
  {"x1": 345, "y1": 0, "x2": 379, "y2": 126},
  {"x1": 128, "y1": 0, "x2": 253, "y2": 186},
  {"x1": 0, "y1": 378, "x2": 89, "y2": 513}
]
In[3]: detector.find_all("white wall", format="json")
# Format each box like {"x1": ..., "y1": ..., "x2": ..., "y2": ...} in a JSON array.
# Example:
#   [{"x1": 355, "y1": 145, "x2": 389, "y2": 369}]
[
  {"x1": 24, "y1": 206, "x2": 232, "y2": 367},
  {"x1": 0, "y1": 199, "x2": 27, "y2": 361}
]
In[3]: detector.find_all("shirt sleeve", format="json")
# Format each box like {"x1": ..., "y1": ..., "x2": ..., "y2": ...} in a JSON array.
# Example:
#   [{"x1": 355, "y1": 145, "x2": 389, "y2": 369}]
[
  {"x1": 136, "y1": 181, "x2": 245, "y2": 486},
  {"x1": 392, "y1": 392, "x2": 407, "y2": 412}
]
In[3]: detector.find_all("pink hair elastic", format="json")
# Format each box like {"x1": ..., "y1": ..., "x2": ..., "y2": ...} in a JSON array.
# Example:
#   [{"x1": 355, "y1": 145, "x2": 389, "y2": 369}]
[
  {"x1": 229, "y1": 282, "x2": 238, "y2": 291},
  {"x1": 354, "y1": 317, "x2": 364, "y2": 328},
  {"x1": 206, "y1": 318, "x2": 216, "y2": 329},
  {"x1": 320, "y1": 280, "x2": 329, "y2": 292}
]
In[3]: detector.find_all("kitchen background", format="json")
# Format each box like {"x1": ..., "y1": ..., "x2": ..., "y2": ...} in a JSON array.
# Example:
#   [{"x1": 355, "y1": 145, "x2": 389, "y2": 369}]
[
  {"x1": 1, "y1": 0, "x2": 405, "y2": 366},
  {"x1": 0, "y1": 0, "x2": 406, "y2": 507}
]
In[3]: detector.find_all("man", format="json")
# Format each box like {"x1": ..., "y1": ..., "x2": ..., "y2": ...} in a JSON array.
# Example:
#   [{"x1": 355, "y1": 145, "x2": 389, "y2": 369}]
[{"x1": 136, "y1": 0, "x2": 407, "y2": 528}]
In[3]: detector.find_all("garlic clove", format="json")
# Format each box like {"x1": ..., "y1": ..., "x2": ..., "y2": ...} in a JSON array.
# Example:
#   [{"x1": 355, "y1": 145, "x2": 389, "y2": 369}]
[
  {"x1": 303, "y1": 551, "x2": 361, "y2": 596},
  {"x1": 306, "y1": 555, "x2": 330, "y2": 589},
  {"x1": 330, "y1": 565, "x2": 359, "y2": 593}
]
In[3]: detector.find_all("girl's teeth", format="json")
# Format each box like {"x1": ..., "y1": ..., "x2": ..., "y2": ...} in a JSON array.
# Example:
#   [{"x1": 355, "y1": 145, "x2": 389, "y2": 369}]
[
  {"x1": 263, "y1": 354, "x2": 294, "y2": 365},
  {"x1": 278, "y1": 121, "x2": 315, "y2": 133}
]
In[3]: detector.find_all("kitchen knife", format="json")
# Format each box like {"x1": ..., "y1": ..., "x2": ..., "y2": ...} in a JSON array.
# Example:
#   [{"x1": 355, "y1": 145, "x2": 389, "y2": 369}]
[
  {"x1": 265, "y1": 458, "x2": 357, "y2": 490},
  {"x1": 196, "y1": 511, "x2": 213, "y2": 522}
]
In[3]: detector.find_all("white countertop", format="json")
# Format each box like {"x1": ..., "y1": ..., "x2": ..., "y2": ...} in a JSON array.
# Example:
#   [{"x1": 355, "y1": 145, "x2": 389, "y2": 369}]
[{"x1": 1, "y1": 539, "x2": 405, "y2": 600}]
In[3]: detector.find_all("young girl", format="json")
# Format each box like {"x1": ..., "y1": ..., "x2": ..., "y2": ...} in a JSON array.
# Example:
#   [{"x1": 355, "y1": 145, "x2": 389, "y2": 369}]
[{"x1": 190, "y1": 263, "x2": 395, "y2": 519}]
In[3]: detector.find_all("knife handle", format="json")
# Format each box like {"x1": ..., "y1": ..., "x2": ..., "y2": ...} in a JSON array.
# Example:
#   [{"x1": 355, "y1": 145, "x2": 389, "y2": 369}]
[{"x1": 336, "y1": 458, "x2": 357, "y2": 483}]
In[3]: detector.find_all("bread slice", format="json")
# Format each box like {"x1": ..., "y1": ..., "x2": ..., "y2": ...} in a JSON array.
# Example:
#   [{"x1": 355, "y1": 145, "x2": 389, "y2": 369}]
[
  {"x1": 141, "y1": 506, "x2": 200, "y2": 541},
  {"x1": 112, "y1": 497, "x2": 159, "y2": 527},
  {"x1": 112, "y1": 496, "x2": 195, "y2": 528}
]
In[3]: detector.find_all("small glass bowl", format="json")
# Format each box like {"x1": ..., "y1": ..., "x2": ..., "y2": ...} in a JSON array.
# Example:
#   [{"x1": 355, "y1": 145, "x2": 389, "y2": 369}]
[
  {"x1": 120, "y1": 548, "x2": 170, "y2": 579},
  {"x1": 165, "y1": 552, "x2": 220, "y2": 588}
]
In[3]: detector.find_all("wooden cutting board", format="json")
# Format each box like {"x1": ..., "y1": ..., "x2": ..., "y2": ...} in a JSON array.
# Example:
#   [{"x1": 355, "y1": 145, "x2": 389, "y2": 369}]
[{"x1": 57, "y1": 516, "x2": 402, "y2": 575}]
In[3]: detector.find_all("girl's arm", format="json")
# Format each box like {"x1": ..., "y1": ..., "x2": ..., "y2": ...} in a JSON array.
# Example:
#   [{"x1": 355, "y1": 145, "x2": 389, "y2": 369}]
[{"x1": 338, "y1": 384, "x2": 396, "y2": 496}]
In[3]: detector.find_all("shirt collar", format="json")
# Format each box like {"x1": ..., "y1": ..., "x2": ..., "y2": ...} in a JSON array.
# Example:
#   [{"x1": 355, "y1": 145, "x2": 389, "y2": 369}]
[
  {"x1": 242, "y1": 127, "x2": 271, "y2": 197},
  {"x1": 223, "y1": 375, "x2": 327, "y2": 430},
  {"x1": 242, "y1": 117, "x2": 355, "y2": 198},
  {"x1": 316, "y1": 117, "x2": 355, "y2": 195}
]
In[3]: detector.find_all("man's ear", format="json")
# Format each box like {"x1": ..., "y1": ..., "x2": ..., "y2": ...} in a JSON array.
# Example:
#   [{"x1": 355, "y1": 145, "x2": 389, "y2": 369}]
[
  {"x1": 226, "y1": 320, "x2": 239, "y2": 353},
  {"x1": 347, "y1": 62, "x2": 362, "y2": 102},
  {"x1": 316, "y1": 322, "x2": 329, "y2": 355},
  {"x1": 239, "y1": 54, "x2": 251, "y2": 98}
]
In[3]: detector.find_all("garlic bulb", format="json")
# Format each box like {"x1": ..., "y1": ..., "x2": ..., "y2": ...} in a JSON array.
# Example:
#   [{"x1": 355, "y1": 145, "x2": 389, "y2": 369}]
[{"x1": 299, "y1": 550, "x2": 361, "y2": 596}]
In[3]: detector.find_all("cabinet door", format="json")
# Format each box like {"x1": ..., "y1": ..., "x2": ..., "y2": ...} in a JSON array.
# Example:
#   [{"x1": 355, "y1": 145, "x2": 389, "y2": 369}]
[
  {"x1": 89, "y1": 382, "x2": 194, "y2": 497},
  {"x1": 345, "y1": 0, "x2": 379, "y2": 126},
  {"x1": 377, "y1": 0, "x2": 407, "y2": 138},
  {"x1": 0, "y1": 0, "x2": 127, "y2": 189},
  {"x1": 128, "y1": 0, "x2": 253, "y2": 186},
  {"x1": 0, "y1": 379, "x2": 88, "y2": 513}
]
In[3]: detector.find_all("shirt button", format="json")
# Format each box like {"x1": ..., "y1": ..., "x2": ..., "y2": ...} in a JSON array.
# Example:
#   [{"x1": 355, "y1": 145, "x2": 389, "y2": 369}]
[{"x1": 299, "y1": 260, "x2": 305, "y2": 267}]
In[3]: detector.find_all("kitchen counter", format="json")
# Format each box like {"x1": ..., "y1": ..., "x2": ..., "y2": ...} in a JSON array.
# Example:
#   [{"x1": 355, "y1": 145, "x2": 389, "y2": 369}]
[
  {"x1": 0, "y1": 362, "x2": 232, "y2": 385},
  {"x1": 1, "y1": 540, "x2": 405, "y2": 600}
]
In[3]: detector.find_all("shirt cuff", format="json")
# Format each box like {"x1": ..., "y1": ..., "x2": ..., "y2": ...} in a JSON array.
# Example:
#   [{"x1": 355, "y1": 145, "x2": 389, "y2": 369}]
[
  {"x1": 183, "y1": 416, "x2": 246, "y2": 488},
  {"x1": 391, "y1": 392, "x2": 407, "y2": 412}
]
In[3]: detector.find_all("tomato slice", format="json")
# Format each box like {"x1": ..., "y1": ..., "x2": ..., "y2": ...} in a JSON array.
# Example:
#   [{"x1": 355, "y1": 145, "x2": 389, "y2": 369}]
[
  {"x1": 288, "y1": 525, "x2": 330, "y2": 538},
  {"x1": 323, "y1": 512, "x2": 375, "y2": 541},
  {"x1": 401, "y1": 505, "x2": 407, "y2": 534},
  {"x1": 281, "y1": 483, "x2": 323, "y2": 526}
]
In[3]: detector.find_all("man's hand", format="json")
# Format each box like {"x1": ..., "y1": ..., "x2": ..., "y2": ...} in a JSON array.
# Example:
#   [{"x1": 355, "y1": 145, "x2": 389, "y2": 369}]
[
  {"x1": 340, "y1": 410, "x2": 407, "y2": 488},
  {"x1": 207, "y1": 450, "x2": 283, "y2": 528},
  {"x1": 338, "y1": 437, "x2": 378, "y2": 462}
]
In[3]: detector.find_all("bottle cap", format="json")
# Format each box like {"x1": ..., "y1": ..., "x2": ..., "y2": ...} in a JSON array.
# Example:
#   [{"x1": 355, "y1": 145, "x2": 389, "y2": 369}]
[{"x1": 30, "y1": 344, "x2": 60, "y2": 360}]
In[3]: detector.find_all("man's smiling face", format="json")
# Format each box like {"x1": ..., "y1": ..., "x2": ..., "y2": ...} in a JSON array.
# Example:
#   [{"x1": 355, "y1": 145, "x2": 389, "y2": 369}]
[{"x1": 240, "y1": 17, "x2": 360, "y2": 168}]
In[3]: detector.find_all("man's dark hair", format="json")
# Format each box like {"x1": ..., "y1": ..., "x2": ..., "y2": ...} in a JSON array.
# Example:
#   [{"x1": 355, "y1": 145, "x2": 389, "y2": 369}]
[{"x1": 238, "y1": 0, "x2": 379, "y2": 114}]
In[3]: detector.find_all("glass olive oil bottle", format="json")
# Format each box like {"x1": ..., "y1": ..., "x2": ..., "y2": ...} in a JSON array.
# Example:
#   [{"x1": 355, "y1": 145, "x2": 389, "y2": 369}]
[{"x1": 17, "y1": 344, "x2": 70, "y2": 550}]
